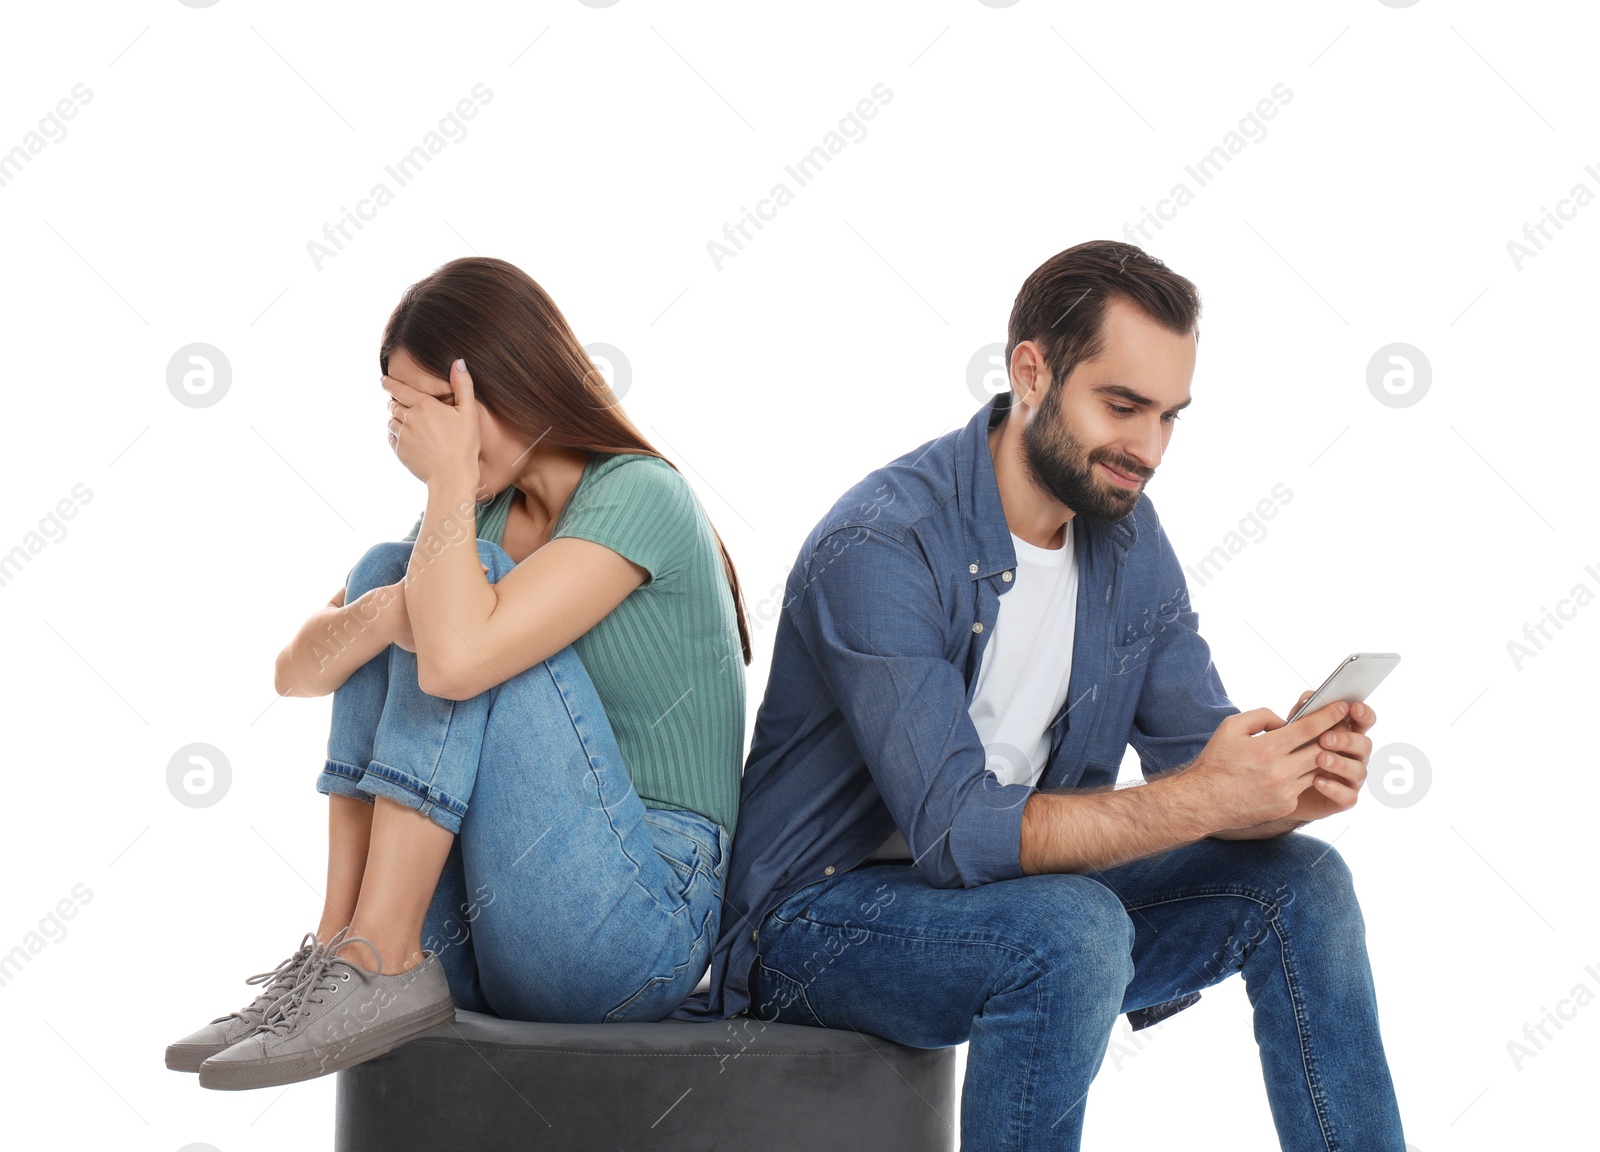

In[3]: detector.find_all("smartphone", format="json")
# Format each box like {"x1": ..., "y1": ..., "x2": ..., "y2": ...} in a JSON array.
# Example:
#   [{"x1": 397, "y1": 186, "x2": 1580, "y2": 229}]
[{"x1": 1286, "y1": 652, "x2": 1401, "y2": 724}]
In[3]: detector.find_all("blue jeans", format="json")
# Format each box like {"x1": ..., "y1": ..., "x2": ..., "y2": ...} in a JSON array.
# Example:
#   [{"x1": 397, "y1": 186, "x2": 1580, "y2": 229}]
[
  {"x1": 750, "y1": 832, "x2": 1405, "y2": 1151},
  {"x1": 314, "y1": 539, "x2": 730, "y2": 1024}
]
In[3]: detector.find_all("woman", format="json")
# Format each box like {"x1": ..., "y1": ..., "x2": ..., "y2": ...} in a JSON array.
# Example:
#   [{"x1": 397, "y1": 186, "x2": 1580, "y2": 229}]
[{"x1": 164, "y1": 257, "x2": 751, "y2": 1091}]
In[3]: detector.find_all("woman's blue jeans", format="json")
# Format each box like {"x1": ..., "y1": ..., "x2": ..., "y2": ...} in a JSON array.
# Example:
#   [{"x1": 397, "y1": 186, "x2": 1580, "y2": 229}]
[
  {"x1": 314, "y1": 540, "x2": 730, "y2": 1024},
  {"x1": 750, "y1": 831, "x2": 1406, "y2": 1151}
]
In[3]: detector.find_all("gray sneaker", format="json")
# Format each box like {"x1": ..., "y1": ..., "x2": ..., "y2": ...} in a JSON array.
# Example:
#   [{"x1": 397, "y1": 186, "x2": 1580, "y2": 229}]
[
  {"x1": 197, "y1": 924, "x2": 455, "y2": 1091},
  {"x1": 165, "y1": 932, "x2": 321, "y2": 1072}
]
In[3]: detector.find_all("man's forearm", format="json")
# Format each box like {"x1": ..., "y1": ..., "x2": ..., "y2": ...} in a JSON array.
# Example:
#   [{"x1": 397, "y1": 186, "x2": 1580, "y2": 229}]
[
  {"x1": 1019, "y1": 773, "x2": 1214, "y2": 874},
  {"x1": 1209, "y1": 815, "x2": 1307, "y2": 840}
]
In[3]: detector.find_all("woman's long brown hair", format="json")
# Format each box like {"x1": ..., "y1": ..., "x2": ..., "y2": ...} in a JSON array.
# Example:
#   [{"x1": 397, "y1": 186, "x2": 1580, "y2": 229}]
[{"x1": 380, "y1": 256, "x2": 752, "y2": 665}]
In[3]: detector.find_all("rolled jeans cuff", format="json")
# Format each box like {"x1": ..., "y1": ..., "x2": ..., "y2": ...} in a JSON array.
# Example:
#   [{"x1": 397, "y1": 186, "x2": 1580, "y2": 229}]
[{"x1": 315, "y1": 757, "x2": 467, "y2": 836}]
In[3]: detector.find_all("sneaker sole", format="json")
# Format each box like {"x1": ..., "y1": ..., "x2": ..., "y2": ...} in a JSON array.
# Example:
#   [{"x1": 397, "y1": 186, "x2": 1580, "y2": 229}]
[
  {"x1": 166, "y1": 1043, "x2": 226, "y2": 1073},
  {"x1": 196, "y1": 999, "x2": 457, "y2": 1091}
]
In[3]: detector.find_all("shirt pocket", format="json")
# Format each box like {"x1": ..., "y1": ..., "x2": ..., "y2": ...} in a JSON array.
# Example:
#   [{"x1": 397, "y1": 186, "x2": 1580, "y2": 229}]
[
  {"x1": 1108, "y1": 631, "x2": 1154, "y2": 678},
  {"x1": 1078, "y1": 760, "x2": 1122, "y2": 790}
]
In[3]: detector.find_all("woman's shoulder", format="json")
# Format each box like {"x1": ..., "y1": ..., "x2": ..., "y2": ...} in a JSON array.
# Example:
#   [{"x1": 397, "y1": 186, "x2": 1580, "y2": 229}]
[
  {"x1": 581, "y1": 453, "x2": 696, "y2": 513},
  {"x1": 556, "y1": 453, "x2": 706, "y2": 584},
  {"x1": 587, "y1": 451, "x2": 680, "y2": 485}
]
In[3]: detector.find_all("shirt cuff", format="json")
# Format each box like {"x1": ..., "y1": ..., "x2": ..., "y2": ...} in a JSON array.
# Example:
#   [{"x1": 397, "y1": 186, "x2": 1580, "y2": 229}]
[{"x1": 946, "y1": 780, "x2": 1032, "y2": 886}]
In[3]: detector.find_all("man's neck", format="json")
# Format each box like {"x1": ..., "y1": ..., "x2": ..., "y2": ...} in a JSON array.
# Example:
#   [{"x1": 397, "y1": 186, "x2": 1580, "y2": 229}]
[{"x1": 988, "y1": 419, "x2": 1074, "y2": 551}]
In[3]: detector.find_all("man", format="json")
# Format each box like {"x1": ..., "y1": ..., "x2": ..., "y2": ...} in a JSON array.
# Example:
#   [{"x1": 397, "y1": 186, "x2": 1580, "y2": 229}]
[{"x1": 670, "y1": 240, "x2": 1406, "y2": 1150}]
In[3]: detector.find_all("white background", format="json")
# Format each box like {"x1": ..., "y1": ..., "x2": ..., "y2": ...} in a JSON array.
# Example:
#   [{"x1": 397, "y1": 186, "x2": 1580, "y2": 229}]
[{"x1": 1, "y1": 1, "x2": 1594, "y2": 1149}]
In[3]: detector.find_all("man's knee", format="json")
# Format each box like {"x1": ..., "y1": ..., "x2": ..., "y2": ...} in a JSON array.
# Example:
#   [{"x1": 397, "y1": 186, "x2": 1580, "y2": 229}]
[
  {"x1": 1001, "y1": 876, "x2": 1136, "y2": 994},
  {"x1": 1255, "y1": 832, "x2": 1362, "y2": 927}
]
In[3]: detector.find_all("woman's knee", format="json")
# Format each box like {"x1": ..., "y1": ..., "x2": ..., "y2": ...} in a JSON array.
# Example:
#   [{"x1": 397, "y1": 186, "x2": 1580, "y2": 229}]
[
  {"x1": 345, "y1": 541, "x2": 415, "y2": 600},
  {"x1": 475, "y1": 539, "x2": 517, "y2": 581},
  {"x1": 347, "y1": 538, "x2": 514, "y2": 599}
]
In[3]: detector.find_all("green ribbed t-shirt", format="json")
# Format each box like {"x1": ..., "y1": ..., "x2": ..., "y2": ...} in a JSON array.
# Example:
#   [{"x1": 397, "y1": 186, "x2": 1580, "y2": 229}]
[{"x1": 402, "y1": 453, "x2": 745, "y2": 836}]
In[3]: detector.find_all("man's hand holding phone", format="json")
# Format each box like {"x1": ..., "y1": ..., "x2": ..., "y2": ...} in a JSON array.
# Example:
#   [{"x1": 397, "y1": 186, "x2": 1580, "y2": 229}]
[
  {"x1": 1277, "y1": 690, "x2": 1375, "y2": 824},
  {"x1": 1179, "y1": 695, "x2": 1375, "y2": 836}
]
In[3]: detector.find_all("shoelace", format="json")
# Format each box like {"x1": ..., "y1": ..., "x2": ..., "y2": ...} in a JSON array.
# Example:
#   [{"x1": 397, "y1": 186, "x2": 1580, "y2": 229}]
[
  {"x1": 208, "y1": 932, "x2": 319, "y2": 1027},
  {"x1": 256, "y1": 924, "x2": 385, "y2": 1039}
]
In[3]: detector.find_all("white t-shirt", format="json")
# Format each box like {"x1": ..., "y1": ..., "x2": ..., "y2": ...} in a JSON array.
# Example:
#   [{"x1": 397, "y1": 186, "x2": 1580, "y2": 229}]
[{"x1": 868, "y1": 522, "x2": 1079, "y2": 860}]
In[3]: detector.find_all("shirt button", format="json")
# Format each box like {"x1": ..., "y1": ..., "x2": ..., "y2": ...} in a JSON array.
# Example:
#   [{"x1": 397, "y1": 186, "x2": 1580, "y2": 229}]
[
  {"x1": 823, "y1": 865, "x2": 835, "y2": 875},
  {"x1": 1001, "y1": 570, "x2": 1013, "y2": 582},
  {"x1": 751, "y1": 929, "x2": 758, "y2": 941},
  {"x1": 972, "y1": 621, "x2": 984, "y2": 634},
  {"x1": 968, "y1": 563, "x2": 978, "y2": 574}
]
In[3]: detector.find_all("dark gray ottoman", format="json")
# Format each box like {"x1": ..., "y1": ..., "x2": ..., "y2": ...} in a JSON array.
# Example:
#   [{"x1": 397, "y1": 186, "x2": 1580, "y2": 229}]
[{"x1": 334, "y1": 1009, "x2": 957, "y2": 1151}]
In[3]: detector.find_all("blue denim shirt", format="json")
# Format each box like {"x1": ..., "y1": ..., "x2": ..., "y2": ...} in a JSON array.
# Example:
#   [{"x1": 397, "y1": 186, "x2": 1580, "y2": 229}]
[{"x1": 670, "y1": 392, "x2": 1241, "y2": 1025}]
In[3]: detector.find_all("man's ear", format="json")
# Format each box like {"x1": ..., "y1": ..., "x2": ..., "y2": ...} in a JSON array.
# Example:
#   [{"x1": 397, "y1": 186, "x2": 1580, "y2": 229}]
[{"x1": 1009, "y1": 341, "x2": 1051, "y2": 412}]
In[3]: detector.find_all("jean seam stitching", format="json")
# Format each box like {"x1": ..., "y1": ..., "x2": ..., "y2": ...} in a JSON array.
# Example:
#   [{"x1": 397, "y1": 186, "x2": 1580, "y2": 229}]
[
  {"x1": 1119, "y1": 882, "x2": 1284, "y2": 912},
  {"x1": 546, "y1": 653, "x2": 661, "y2": 913},
  {"x1": 1120, "y1": 885, "x2": 1338, "y2": 1149},
  {"x1": 754, "y1": 958, "x2": 826, "y2": 1028},
  {"x1": 417, "y1": 696, "x2": 463, "y2": 791},
  {"x1": 605, "y1": 974, "x2": 674, "y2": 1022},
  {"x1": 777, "y1": 915, "x2": 1045, "y2": 967},
  {"x1": 363, "y1": 759, "x2": 468, "y2": 821},
  {"x1": 1273, "y1": 918, "x2": 1339, "y2": 1150},
  {"x1": 1025, "y1": 979, "x2": 1049, "y2": 1145},
  {"x1": 605, "y1": 895, "x2": 715, "y2": 1022}
]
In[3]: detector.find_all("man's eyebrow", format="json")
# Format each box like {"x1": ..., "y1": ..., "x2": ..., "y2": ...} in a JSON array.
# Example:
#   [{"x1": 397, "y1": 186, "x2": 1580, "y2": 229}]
[{"x1": 1090, "y1": 383, "x2": 1192, "y2": 413}]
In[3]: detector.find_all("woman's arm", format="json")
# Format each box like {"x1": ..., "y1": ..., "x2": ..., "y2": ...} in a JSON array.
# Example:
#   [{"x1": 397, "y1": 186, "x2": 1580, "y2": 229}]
[
  {"x1": 407, "y1": 472, "x2": 649, "y2": 701},
  {"x1": 273, "y1": 582, "x2": 405, "y2": 698}
]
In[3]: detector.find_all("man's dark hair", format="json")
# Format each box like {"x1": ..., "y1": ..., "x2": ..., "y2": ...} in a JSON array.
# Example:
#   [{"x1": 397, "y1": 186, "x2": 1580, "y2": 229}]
[{"x1": 1004, "y1": 240, "x2": 1201, "y2": 396}]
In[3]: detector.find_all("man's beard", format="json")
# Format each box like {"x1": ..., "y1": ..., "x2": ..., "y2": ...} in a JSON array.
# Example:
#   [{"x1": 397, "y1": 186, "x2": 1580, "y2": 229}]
[{"x1": 1020, "y1": 386, "x2": 1146, "y2": 521}]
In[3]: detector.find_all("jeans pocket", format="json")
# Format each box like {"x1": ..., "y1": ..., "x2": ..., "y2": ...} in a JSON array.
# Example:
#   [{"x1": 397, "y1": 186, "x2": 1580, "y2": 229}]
[
  {"x1": 646, "y1": 810, "x2": 723, "y2": 904},
  {"x1": 604, "y1": 972, "x2": 677, "y2": 1023},
  {"x1": 750, "y1": 956, "x2": 827, "y2": 1028},
  {"x1": 603, "y1": 896, "x2": 720, "y2": 1023},
  {"x1": 603, "y1": 817, "x2": 724, "y2": 1024},
  {"x1": 768, "y1": 877, "x2": 831, "y2": 926}
]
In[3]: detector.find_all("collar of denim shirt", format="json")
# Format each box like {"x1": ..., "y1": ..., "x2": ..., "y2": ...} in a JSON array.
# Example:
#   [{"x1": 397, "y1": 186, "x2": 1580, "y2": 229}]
[
  {"x1": 965, "y1": 390, "x2": 1140, "y2": 577},
  {"x1": 967, "y1": 389, "x2": 1147, "y2": 794}
]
